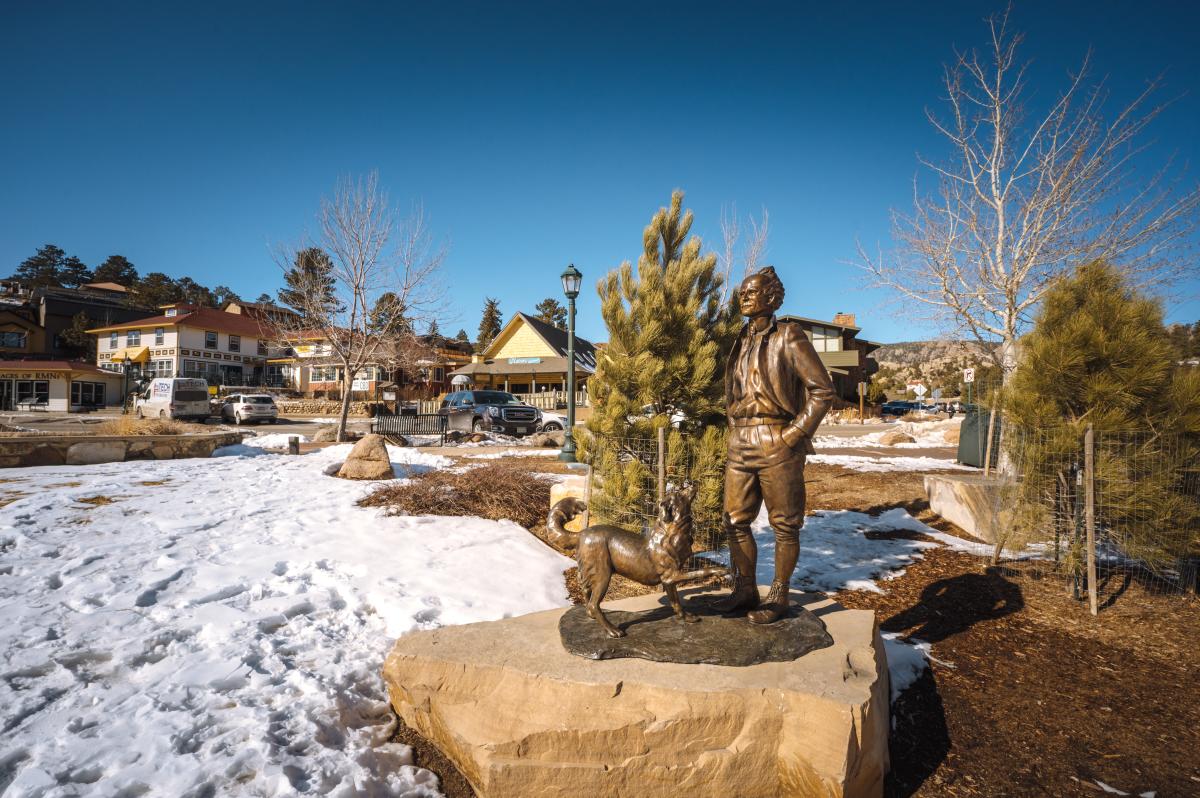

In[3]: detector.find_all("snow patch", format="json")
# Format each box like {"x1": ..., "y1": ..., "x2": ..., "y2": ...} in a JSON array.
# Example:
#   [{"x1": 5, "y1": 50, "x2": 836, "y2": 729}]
[
  {"x1": 0, "y1": 445, "x2": 570, "y2": 796},
  {"x1": 809, "y1": 454, "x2": 974, "y2": 472}
]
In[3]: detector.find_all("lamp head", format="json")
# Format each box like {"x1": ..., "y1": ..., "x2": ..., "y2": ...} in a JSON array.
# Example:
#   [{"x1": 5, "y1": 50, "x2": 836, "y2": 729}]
[{"x1": 560, "y1": 263, "x2": 582, "y2": 299}]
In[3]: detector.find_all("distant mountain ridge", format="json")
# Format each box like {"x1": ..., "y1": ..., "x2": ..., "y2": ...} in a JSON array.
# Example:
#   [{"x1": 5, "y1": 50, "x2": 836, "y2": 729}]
[
  {"x1": 871, "y1": 339, "x2": 1000, "y2": 395},
  {"x1": 873, "y1": 339, "x2": 997, "y2": 368}
]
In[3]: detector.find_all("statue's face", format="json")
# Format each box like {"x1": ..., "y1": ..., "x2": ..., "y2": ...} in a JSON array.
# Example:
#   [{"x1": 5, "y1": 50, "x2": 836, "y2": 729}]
[{"x1": 738, "y1": 275, "x2": 773, "y2": 318}]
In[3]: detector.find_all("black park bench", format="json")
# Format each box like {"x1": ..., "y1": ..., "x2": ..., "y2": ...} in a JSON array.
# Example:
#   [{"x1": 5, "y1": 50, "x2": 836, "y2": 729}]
[{"x1": 371, "y1": 413, "x2": 448, "y2": 445}]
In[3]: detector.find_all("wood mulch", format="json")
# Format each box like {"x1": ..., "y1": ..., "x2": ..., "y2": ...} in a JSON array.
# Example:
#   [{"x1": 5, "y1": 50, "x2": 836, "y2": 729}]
[{"x1": 388, "y1": 459, "x2": 1200, "y2": 798}]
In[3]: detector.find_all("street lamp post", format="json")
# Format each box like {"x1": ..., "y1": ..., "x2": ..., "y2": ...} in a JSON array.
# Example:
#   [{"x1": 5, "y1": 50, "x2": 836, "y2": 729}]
[{"x1": 559, "y1": 263, "x2": 582, "y2": 463}]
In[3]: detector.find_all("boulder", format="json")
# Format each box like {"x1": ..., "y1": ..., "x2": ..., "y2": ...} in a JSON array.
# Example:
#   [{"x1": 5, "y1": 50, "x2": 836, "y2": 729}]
[
  {"x1": 312, "y1": 424, "x2": 362, "y2": 443},
  {"x1": 943, "y1": 426, "x2": 961, "y2": 445},
  {"x1": 384, "y1": 588, "x2": 889, "y2": 798},
  {"x1": 527, "y1": 431, "x2": 565, "y2": 448},
  {"x1": 336, "y1": 434, "x2": 395, "y2": 480},
  {"x1": 878, "y1": 429, "x2": 916, "y2": 446}
]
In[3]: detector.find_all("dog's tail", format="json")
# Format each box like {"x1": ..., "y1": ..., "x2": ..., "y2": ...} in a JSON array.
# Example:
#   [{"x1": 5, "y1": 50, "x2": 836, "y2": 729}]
[{"x1": 547, "y1": 497, "x2": 587, "y2": 550}]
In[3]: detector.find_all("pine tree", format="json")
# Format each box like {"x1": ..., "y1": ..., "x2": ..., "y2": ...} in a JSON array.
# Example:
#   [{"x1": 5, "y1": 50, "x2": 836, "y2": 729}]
[
  {"x1": 91, "y1": 255, "x2": 138, "y2": 286},
  {"x1": 534, "y1": 297, "x2": 567, "y2": 328},
  {"x1": 212, "y1": 285, "x2": 241, "y2": 306},
  {"x1": 133, "y1": 272, "x2": 179, "y2": 307},
  {"x1": 428, "y1": 320, "x2": 440, "y2": 338},
  {"x1": 14, "y1": 244, "x2": 91, "y2": 288},
  {"x1": 476, "y1": 298, "x2": 502, "y2": 353},
  {"x1": 278, "y1": 247, "x2": 340, "y2": 318},
  {"x1": 455, "y1": 329, "x2": 471, "y2": 346},
  {"x1": 59, "y1": 312, "x2": 96, "y2": 360},
  {"x1": 368, "y1": 292, "x2": 409, "y2": 336},
  {"x1": 581, "y1": 190, "x2": 741, "y2": 546},
  {"x1": 255, "y1": 293, "x2": 273, "y2": 304},
  {"x1": 1006, "y1": 261, "x2": 1200, "y2": 568}
]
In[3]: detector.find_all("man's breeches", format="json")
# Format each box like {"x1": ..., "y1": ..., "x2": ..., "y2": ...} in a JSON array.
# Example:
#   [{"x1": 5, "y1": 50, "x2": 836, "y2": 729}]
[{"x1": 723, "y1": 423, "x2": 807, "y2": 582}]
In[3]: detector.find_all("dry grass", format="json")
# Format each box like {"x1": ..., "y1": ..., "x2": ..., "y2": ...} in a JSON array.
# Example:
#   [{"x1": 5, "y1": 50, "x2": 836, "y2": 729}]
[
  {"x1": 76, "y1": 495, "x2": 120, "y2": 507},
  {"x1": 93, "y1": 417, "x2": 203, "y2": 436},
  {"x1": 140, "y1": 480, "x2": 170, "y2": 486},
  {"x1": 0, "y1": 491, "x2": 28, "y2": 508},
  {"x1": 358, "y1": 461, "x2": 552, "y2": 529}
]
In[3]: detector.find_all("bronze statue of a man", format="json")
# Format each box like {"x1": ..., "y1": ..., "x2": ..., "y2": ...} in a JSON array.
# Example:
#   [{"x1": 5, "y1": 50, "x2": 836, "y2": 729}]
[{"x1": 715, "y1": 266, "x2": 834, "y2": 624}]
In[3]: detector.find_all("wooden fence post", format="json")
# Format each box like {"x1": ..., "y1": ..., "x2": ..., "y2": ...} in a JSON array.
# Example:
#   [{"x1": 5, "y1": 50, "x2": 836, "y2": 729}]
[
  {"x1": 656, "y1": 426, "x2": 667, "y2": 503},
  {"x1": 982, "y1": 405, "x2": 998, "y2": 477},
  {"x1": 288, "y1": 436, "x2": 300, "y2": 456},
  {"x1": 1085, "y1": 424, "x2": 1098, "y2": 616}
]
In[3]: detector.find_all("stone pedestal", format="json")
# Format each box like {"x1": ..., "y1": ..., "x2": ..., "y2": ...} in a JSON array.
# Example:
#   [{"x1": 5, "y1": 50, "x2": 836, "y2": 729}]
[{"x1": 383, "y1": 588, "x2": 889, "y2": 797}]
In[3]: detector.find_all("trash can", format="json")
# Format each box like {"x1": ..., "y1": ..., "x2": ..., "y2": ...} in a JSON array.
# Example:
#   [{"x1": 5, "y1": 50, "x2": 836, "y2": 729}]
[{"x1": 957, "y1": 405, "x2": 999, "y2": 467}]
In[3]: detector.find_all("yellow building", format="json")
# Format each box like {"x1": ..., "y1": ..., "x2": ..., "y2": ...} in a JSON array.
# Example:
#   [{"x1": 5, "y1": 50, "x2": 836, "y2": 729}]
[{"x1": 449, "y1": 312, "x2": 596, "y2": 395}]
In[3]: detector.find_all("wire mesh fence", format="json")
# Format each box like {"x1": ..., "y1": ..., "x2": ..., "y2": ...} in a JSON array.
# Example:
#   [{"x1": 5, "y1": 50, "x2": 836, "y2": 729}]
[
  {"x1": 984, "y1": 423, "x2": 1200, "y2": 609},
  {"x1": 580, "y1": 428, "x2": 727, "y2": 573}
]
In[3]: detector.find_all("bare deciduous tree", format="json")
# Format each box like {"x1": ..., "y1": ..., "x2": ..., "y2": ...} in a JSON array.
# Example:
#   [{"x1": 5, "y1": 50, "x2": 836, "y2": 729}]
[
  {"x1": 858, "y1": 8, "x2": 1199, "y2": 379},
  {"x1": 718, "y1": 204, "x2": 770, "y2": 303},
  {"x1": 271, "y1": 172, "x2": 446, "y2": 441}
]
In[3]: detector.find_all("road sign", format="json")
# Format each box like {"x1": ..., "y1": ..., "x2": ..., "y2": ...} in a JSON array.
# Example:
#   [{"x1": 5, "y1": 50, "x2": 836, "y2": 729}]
[
  {"x1": 857, "y1": 381, "x2": 867, "y2": 396},
  {"x1": 913, "y1": 384, "x2": 927, "y2": 397},
  {"x1": 963, "y1": 368, "x2": 975, "y2": 384},
  {"x1": 932, "y1": 388, "x2": 943, "y2": 399}
]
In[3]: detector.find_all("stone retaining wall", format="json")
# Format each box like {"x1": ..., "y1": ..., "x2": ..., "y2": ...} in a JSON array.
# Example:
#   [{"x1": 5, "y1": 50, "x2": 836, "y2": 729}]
[
  {"x1": 276, "y1": 400, "x2": 379, "y2": 417},
  {"x1": 0, "y1": 432, "x2": 243, "y2": 468}
]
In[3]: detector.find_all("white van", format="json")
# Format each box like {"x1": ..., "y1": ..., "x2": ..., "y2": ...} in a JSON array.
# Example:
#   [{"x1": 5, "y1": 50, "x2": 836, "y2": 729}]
[{"x1": 134, "y1": 378, "x2": 211, "y2": 422}]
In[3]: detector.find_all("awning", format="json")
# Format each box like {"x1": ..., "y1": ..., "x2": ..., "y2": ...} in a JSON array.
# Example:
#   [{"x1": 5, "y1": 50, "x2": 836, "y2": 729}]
[{"x1": 109, "y1": 347, "x2": 150, "y2": 363}]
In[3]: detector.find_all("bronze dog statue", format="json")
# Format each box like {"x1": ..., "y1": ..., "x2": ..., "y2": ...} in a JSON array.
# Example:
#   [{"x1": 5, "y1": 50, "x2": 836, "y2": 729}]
[{"x1": 548, "y1": 484, "x2": 728, "y2": 638}]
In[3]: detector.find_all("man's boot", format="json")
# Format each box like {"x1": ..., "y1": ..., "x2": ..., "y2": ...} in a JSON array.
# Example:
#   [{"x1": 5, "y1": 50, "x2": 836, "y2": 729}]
[
  {"x1": 711, "y1": 574, "x2": 759, "y2": 614},
  {"x1": 747, "y1": 580, "x2": 790, "y2": 624}
]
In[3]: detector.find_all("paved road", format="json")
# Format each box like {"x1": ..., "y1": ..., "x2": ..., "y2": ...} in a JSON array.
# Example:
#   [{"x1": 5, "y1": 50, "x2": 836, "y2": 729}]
[{"x1": 6, "y1": 412, "x2": 960, "y2": 461}]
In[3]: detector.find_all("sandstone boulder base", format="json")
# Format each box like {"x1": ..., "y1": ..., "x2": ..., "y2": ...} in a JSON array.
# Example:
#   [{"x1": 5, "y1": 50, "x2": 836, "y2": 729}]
[
  {"x1": 336, "y1": 434, "x2": 394, "y2": 480},
  {"x1": 526, "y1": 430, "x2": 565, "y2": 448},
  {"x1": 878, "y1": 429, "x2": 916, "y2": 446},
  {"x1": 384, "y1": 588, "x2": 889, "y2": 798}
]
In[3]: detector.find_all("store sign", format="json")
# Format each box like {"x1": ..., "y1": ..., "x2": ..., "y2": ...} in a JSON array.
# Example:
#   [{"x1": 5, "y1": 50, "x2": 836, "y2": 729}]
[
  {"x1": 351, "y1": 378, "x2": 371, "y2": 391},
  {"x1": 0, "y1": 371, "x2": 63, "y2": 380},
  {"x1": 508, "y1": 357, "x2": 542, "y2": 364}
]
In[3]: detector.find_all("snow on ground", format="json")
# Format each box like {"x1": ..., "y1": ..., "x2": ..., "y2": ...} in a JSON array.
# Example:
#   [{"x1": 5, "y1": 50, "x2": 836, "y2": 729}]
[
  {"x1": 0, "y1": 444, "x2": 572, "y2": 797},
  {"x1": 465, "y1": 449, "x2": 561, "y2": 459},
  {"x1": 809, "y1": 454, "x2": 974, "y2": 472},
  {"x1": 813, "y1": 418, "x2": 962, "y2": 450},
  {"x1": 240, "y1": 433, "x2": 311, "y2": 450},
  {"x1": 714, "y1": 505, "x2": 995, "y2": 703}
]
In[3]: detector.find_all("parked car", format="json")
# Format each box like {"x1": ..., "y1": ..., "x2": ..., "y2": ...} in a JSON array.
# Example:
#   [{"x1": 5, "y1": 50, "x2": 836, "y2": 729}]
[
  {"x1": 134, "y1": 378, "x2": 212, "y2": 422},
  {"x1": 537, "y1": 411, "x2": 565, "y2": 432},
  {"x1": 438, "y1": 390, "x2": 541, "y2": 436},
  {"x1": 880, "y1": 400, "x2": 918, "y2": 418},
  {"x1": 221, "y1": 394, "x2": 279, "y2": 425}
]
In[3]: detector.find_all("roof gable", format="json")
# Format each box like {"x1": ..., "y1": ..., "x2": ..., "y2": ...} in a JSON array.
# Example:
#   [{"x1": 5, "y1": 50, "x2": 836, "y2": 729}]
[{"x1": 483, "y1": 312, "x2": 596, "y2": 369}]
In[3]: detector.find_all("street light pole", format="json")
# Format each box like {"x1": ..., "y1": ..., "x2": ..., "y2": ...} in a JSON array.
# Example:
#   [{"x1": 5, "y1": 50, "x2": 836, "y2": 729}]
[{"x1": 559, "y1": 263, "x2": 582, "y2": 463}]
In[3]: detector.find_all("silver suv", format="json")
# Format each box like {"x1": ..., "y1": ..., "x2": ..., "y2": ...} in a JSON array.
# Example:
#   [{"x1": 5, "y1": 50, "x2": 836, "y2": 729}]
[{"x1": 221, "y1": 394, "x2": 279, "y2": 425}]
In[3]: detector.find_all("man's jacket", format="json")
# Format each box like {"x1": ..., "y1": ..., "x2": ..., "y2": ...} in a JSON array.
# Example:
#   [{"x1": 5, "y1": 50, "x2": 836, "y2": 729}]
[{"x1": 724, "y1": 317, "x2": 836, "y2": 455}]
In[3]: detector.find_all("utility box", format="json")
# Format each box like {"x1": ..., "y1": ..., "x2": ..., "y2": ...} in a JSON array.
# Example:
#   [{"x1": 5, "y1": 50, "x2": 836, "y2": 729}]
[{"x1": 957, "y1": 406, "x2": 999, "y2": 468}]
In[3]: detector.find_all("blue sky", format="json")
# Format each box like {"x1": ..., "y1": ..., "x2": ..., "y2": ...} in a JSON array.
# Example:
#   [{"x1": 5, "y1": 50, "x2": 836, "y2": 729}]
[{"x1": 2, "y1": 1, "x2": 1197, "y2": 344}]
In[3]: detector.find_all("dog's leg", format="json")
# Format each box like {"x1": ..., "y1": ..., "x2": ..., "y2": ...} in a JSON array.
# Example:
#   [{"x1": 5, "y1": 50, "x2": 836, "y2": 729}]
[
  {"x1": 585, "y1": 568, "x2": 624, "y2": 639},
  {"x1": 664, "y1": 582, "x2": 700, "y2": 623},
  {"x1": 661, "y1": 566, "x2": 729, "y2": 585}
]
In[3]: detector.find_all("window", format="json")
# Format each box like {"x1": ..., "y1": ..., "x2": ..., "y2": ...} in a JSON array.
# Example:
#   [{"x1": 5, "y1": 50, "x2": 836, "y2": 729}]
[
  {"x1": 110, "y1": 332, "x2": 118, "y2": 349},
  {"x1": 155, "y1": 327, "x2": 165, "y2": 345},
  {"x1": 204, "y1": 331, "x2": 218, "y2": 349},
  {"x1": 228, "y1": 335, "x2": 240, "y2": 352},
  {"x1": 148, "y1": 360, "x2": 174, "y2": 378},
  {"x1": 126, "y1": 330, "x2": 141, "y2": 347},
  {"x1": 0, "y1": 332, "x2": 27, "y2": 348},
  {"x1": 71, "y1": 381, "x2": 106, "y2": 407},
  {"x1": 807, "y1": 325, "x2": 842, "y2": 353},
  {"x1": 257, "y1": 340, "x2": 267, "y2": 356},
  {"x1": 16, "y1": 381, "x2": 49, "y2": 405},
  {"x1": 165, "y1": 308, "x2": 178, "y2": 317},
  {"x1": 309, "y1": 365, "x2": 340, "y2": 383}
]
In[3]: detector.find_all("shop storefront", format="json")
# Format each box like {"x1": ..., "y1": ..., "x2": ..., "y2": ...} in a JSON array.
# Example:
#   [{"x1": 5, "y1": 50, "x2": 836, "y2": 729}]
[{"x1": 0, "y1": 361, "x2": 125, "y2": 412}]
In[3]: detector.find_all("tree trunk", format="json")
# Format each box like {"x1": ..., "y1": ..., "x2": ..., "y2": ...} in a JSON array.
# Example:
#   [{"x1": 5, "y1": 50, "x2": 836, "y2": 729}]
[{"x1": 336, "y1": 368, "x2": 353, "y2": 442}]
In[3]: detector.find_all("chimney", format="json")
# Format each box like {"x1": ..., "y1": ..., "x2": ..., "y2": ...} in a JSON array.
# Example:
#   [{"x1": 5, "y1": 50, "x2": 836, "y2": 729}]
[{"x1": 832, "y1": 312, "x2": 856, "y2": 328}]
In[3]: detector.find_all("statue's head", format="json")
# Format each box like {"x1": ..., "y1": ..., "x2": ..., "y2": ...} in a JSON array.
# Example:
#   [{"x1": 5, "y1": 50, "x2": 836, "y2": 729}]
[{"x1": 737, "y1": 266, "x2": 785, "y2": 318}]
